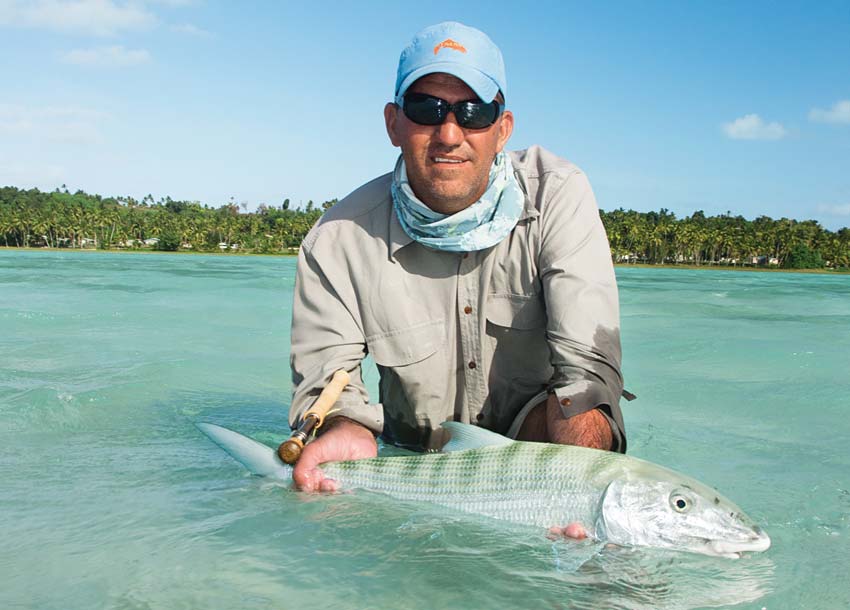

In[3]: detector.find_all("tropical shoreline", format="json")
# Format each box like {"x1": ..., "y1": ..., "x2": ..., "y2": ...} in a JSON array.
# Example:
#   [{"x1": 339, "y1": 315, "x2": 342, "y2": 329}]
[
  {"x1": 613, "y1": 262, "x2": 850, "y2": 274},
  {"x1": 3, "y1": 186, "x2": 849, "y2": 270},
  {"x1": 4, "y1": 245, "x2": 849, "y2": 274}
]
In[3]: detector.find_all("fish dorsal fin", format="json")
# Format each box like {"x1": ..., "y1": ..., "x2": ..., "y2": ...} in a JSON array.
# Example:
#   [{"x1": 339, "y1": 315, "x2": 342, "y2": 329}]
[{"x1": 440, "y1": 422, "x2": 514, "y2": 452}]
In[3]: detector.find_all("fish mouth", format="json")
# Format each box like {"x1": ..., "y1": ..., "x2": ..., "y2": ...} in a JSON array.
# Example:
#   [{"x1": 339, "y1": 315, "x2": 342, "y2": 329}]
[{"x1": 707, "y1": 531, "x2": 771, "y2": 558}]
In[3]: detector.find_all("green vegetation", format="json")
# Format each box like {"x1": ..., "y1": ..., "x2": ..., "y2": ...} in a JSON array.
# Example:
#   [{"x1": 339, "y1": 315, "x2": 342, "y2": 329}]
[
  {"x1": 1, "y1": 187, "x2": 848, "y2": 269},
  {"x1": 601, "y1": 208, "x2": 849, "y2": 270},
  {"x1": 0, "y1": 186, "x2": 329, "y2": 255}
]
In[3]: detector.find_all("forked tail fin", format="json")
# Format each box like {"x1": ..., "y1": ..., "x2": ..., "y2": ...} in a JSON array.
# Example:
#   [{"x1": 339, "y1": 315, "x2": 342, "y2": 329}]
[{"x1": 197, "y1": 423, "x2": 292, "y2": 481}]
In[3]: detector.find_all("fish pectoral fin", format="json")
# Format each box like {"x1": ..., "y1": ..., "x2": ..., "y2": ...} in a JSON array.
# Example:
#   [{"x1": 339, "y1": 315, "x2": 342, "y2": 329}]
[{"x1": 440, "y1": 422, "x2": 514, "y2": 452}]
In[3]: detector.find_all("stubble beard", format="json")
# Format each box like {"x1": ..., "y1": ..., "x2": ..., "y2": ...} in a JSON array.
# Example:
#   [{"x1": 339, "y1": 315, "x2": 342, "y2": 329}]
[{"x1": 406, "y1": 156, "x2": 492, "y2": 216}]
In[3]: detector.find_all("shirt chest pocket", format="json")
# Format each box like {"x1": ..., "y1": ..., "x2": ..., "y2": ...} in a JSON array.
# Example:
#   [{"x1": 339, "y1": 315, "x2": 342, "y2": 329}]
[
  {"x1": 485, "y1": 293, "x2": 552, "y2": 386},
  {"x1": 367, "y1": 318, "x2": 447, "y2": 366},
  {"x1": 485, "y1": 293, "x2": 547, "y2": 330}
]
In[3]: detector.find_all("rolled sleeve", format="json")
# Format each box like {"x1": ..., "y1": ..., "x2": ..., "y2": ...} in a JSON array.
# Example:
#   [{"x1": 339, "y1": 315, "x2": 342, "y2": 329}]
[
  {"x1": 539, "y1": 171, "x2": 627, "y2": 452},
  {"x1": 289, "y1": 236, "x2": 384, "y2": 435}
]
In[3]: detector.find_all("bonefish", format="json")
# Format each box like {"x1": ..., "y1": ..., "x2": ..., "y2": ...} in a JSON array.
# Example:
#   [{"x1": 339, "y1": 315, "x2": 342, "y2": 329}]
[{"x1": 198, "y1": 421, "x2": 769, "y2": 558}]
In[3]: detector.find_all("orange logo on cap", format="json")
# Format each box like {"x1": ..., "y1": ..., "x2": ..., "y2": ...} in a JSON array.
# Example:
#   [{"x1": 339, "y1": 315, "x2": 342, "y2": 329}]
[{"x1": 434, "y1": 39, "x2": 467, "y2": 55}]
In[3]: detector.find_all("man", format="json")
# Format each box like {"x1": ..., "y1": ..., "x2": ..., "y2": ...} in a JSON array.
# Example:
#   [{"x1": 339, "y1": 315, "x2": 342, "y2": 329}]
[{"x1": 286, "y1": 23, "x2": 627, "y2": 534}]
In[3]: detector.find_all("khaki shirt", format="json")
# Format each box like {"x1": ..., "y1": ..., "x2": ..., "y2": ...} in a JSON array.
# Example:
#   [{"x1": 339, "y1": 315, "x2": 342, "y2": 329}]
[{"x1": 290, "y1": 145, "x2": 626, "y2": 452}]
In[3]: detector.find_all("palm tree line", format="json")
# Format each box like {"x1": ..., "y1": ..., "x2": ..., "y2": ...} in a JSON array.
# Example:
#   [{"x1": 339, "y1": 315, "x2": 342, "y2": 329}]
[
  {"x1": 601, "y1": 208, "x2": 849, "y2": 269},
  {"x1": 0, "y1": 186, "x2": 330, "y2": 255},
  {"x1": 1, "y1": 186, "x2": 848, "y2": 269}
]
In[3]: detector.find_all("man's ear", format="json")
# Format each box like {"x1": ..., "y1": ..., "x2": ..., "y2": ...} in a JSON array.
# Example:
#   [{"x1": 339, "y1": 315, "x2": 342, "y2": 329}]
[
  {"x1": 384, "y1": 103, "x2": 402, "y2": 147},
  {"x1": 495, "y1": 109, "x2": 514, "y2": 153}
]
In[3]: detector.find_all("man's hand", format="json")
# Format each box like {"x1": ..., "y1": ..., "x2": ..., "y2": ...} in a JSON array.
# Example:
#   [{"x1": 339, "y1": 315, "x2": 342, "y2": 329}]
[{"x1": 291, "y1": 417, "x2": 377, "y2": 492}]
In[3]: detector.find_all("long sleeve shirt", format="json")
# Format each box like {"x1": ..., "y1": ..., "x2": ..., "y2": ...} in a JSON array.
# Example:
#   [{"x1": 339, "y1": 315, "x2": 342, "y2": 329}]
[{"x1": 289, "y1": 145, "x2": 626, "y2": 452}]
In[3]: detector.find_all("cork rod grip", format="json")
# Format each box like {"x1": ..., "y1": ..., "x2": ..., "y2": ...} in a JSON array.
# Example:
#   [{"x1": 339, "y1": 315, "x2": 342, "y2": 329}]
[
  {"x1": 302, "y1": 369, "x2": 350, "y2": 428},
  {"x1": 277, "y1": 369, "x2": 350, "y2": 465}
]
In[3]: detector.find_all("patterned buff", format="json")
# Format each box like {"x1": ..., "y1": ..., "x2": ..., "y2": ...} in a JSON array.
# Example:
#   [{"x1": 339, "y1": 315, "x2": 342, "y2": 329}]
[{"x1": 391, "y1": 151, "x2": 525, "y2": 252}]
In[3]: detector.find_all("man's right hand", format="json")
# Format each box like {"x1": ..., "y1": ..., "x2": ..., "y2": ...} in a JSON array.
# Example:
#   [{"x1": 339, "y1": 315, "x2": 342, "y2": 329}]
[{"x1": 290, "y1": 417, "x2": 378, "y2": 492}]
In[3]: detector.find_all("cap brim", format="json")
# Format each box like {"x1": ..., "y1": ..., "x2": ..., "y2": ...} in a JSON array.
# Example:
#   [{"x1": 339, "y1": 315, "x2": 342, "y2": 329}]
[{"x1": 396, "y1": 62, "x2": 500, "y2": 102}]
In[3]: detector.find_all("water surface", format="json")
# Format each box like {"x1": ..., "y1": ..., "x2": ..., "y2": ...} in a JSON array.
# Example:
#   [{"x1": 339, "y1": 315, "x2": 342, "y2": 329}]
[{"x1": 1, "y1": 250, "x2": 848, "y2": 609}]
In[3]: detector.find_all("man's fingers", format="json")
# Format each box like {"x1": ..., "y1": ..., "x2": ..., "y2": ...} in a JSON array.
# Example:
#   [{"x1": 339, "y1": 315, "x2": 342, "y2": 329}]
[
  {"x1": 292, "y1": 436, "x2": 331, "y2": 491},
  {"x1": 547, "y1": 523, "x2": 588, "y2": 540},
  {"x1": 293, "y1": 465, "x2": 324, "y2": 492},
  {"x1": 564, "y1": 523, "x2": 588, "y2": 539},
  {"x1": 318, "y1": 478, "x2": 339, "y2": 492}
]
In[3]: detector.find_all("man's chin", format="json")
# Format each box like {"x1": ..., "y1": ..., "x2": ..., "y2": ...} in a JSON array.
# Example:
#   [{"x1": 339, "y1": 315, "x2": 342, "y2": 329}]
[{"x1": 420, "y1": 190, "x2": 479, "y2": 214}]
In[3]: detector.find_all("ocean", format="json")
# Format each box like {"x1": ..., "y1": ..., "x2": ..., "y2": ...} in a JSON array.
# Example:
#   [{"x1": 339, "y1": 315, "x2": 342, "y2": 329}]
[{"x1": 1, "y1": 249, "x2": 848, "y2": 609}]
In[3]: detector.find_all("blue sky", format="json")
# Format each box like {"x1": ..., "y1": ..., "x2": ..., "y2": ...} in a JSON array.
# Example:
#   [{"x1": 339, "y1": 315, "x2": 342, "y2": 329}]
[{"x1": 1, "y1": 0, "x2": 849, "y2": 229}]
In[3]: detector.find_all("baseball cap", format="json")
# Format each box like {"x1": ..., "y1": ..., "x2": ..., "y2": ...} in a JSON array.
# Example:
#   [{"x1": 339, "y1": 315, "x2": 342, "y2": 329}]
[{"x1": 394, "y1": 21, "x2": 507, "y2": 104}]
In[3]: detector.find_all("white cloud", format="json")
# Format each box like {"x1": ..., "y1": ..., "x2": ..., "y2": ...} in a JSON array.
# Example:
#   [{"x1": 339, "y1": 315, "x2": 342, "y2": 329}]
[
  {"x1": 0, "y1": 0, "x2": 155, "y2": 36},
  {"x1": 61, "y1": 45, "x2": 151, "y2": 66},
  {"x1": 171, "y1": 22, "x2": 210, "y2": 37},
  {"x1": 817, "y1": 203, "x2": 850, "y2": 217},
  {"x1": 722, "y1": 114, "x2": 787, "y2": 141},
  {"x1": 0, "y1": 104, "x2": 106, "y2": 144},
  {"x1": 809, "y1": 100, "x2": 850, "y2": 125}
]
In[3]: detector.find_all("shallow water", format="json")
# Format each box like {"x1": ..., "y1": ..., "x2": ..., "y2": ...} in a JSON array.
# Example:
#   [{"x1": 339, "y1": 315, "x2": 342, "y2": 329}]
[{"x1": 1, "y1": 250, "x2": 848, "y2": 609}]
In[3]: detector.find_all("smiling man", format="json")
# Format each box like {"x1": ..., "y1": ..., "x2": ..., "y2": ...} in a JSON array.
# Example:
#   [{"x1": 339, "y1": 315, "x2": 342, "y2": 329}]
[{"x1": 286, "y1": 23, "x2": 627, "y2": 522}]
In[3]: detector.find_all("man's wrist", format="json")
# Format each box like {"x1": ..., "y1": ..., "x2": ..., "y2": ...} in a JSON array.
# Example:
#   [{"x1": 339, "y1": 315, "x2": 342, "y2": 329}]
[{"x1": 317, "y1": 415, "x2": 376, "y2": 438}]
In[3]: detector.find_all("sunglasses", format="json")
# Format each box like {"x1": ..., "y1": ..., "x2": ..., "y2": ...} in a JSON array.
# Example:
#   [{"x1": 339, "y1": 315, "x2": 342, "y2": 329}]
[{"x1": 398, "y1": 92, "x2": 505, "y2": 129}]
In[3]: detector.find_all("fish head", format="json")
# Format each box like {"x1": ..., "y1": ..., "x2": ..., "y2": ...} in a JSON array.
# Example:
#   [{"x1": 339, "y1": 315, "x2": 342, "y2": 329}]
[{"x1": 598, "y1": 468, "x2": 770, "y2": 558}]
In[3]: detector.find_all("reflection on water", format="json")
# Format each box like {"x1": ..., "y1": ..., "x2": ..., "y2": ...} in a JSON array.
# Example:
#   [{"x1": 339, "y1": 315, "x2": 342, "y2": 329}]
[
  {"x1": 547, "y1": 545, "x2": 774, "y2": 609},
  {"x1": 227, "y1": 486, "x2": 775, "y2": 610}
]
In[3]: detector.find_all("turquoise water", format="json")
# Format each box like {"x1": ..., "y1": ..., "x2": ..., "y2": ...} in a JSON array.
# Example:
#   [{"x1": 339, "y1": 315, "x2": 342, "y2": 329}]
[{"x1": 1, "y1": 249, "x2": 848, "y2": 609}]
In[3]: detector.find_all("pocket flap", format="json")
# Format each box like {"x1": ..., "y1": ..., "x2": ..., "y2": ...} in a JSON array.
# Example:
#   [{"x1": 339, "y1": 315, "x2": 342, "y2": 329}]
[
  {"x1": 367, "y1": 319, "x2": 446, "y2": 366},
  {"x1": 486, "y1": 294, "x2": 546, "y2": 330}
]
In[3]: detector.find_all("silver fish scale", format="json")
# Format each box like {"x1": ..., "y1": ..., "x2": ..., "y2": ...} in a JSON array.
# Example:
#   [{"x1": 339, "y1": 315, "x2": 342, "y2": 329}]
[{"x1": 322, "y1": 442, "x2": 625, "y2": 529}]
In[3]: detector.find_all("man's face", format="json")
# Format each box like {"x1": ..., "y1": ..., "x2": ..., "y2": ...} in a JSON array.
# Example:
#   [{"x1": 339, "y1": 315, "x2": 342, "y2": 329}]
[{"x1": 384, "y1": 73, "x2": 514, "y2": 215}]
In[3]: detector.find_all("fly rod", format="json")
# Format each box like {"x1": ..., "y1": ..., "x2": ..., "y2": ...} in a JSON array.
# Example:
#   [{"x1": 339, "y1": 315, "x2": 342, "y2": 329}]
[{"x1": 277, "y1": 369, "x2": 350, "y2": 465}]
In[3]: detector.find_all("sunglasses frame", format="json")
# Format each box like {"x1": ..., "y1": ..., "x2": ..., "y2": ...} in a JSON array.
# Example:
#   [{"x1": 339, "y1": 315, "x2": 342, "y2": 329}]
[{"x1": 397, "y1": 92, "x2": 505, "y2": 130}]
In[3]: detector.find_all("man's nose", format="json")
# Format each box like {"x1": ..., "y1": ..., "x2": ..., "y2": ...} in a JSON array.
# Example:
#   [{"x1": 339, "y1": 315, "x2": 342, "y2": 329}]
[{"x1": 435, "y1": 112, "x2": 465, "y2": 146}]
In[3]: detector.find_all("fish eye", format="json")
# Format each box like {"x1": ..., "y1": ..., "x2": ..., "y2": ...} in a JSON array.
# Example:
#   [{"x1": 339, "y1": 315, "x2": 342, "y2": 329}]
[{"x1": 670, "y1": 493, "x2": 691, "y2": 513}]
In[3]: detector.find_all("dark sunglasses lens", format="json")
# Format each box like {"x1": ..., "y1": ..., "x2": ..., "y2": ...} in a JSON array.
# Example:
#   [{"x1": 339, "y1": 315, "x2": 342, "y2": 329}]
[
  {"x1": 456, "y1": 101, "x2": 499, "y2": 129},
  {"x1": 403, "y1": 95, "x2": 445, "y2": 125}
]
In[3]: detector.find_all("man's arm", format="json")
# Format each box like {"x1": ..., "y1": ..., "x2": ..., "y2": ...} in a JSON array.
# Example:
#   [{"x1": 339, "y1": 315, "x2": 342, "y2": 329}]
[
  {"x1": 289, "y1": 230, "x2": 383, "y2": 490},
  {"x1": 538, "y1": 168, "x2": 626, "y2": 452}
]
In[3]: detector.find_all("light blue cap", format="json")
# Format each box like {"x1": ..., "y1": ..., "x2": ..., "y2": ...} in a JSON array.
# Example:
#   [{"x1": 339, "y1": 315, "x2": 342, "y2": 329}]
[{"x1": 394, "y1": 21, "x2": 507, "y2": 104}]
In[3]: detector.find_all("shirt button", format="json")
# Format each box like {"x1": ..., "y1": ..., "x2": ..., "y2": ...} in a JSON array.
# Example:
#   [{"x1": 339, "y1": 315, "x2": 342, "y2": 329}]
[
  {"x1": 468, "y1": 361, "x2": 477, "y2": 369},
  {"x1": 463, "y1": 306, "x2": 472, "y2": 314},
  {"x1": 476, "y1": 413, "x2": 484, "y2": 421},
  {"x1": 560, "y1": 397, "x2": 572, "y2": 407}
]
